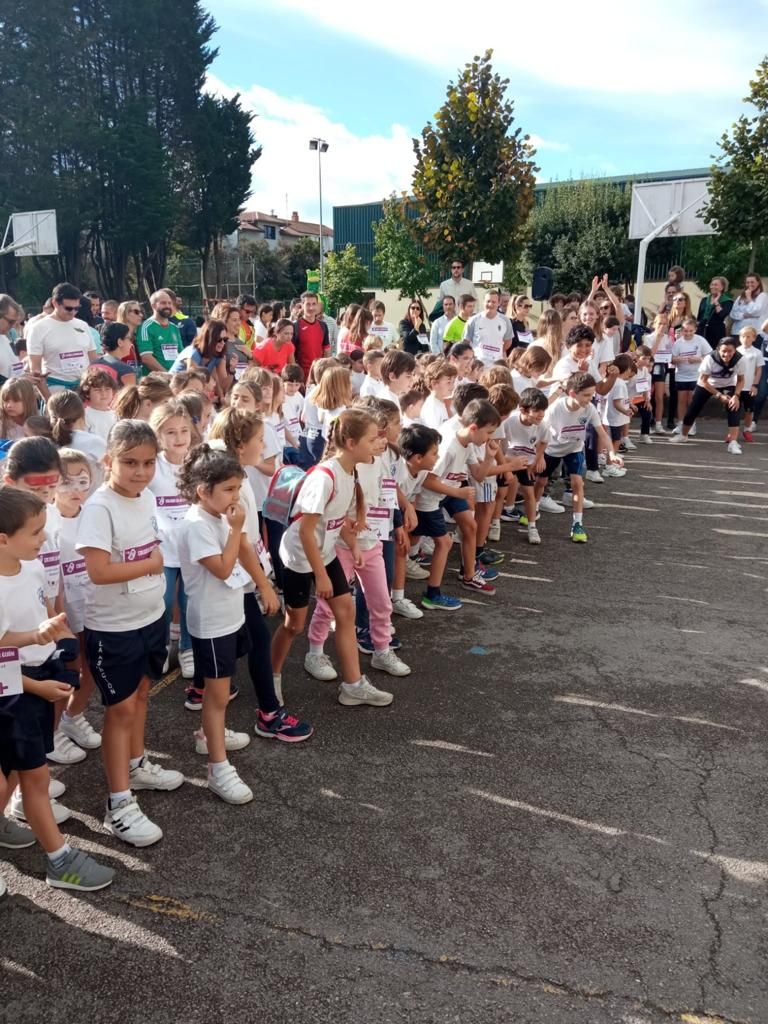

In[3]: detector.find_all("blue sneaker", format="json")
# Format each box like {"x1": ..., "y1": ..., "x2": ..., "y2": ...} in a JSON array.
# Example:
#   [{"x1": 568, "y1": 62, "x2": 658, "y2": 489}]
[
  {"x1": 389, "y1": 632, "x2": 402, "y2": 651},
  {"x1": 356, "y1": 631, "x2": 375, "y2": 655},
  {"x1": 474, "y1": 561, "x2": 499, "y2": 582},
  {"x1": 570, "y1": 522, "x2": 588, "y2": 543},
  {"x1": 478, "y1": 548, "x2": 504, "y2": 566},
  {"x1": 421, "y1": 592, "x2": 462, "y2": 611},
  {"x1": 254, "y1": 708, "x2": 313, "y2": 743},
  {"x1": 500, "y1": 507, "x2": 521, "y2": 523}
]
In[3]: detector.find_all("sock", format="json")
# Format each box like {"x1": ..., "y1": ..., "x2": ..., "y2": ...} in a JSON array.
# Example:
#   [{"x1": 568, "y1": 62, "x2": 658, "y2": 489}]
[
  {"x1": 109, "y1": 790, "x2": 131, "y2": 808},
  {"x1": 208, "y1": 759, "x2": 230, "y2": 778},
  {"x1": 475, "y1": 546, "x2": 484, "y2": 558},
  {"x1": 129, "y1": 755, "x2": 144, "y2": 771},
  {"x1": 61, "y1": 710, "x2": 76, "y2": 723},
  {"x1": 426, "y1": 585, "x2": 441, "y2": 599},
  {"x1": 47, "y1": 842, "x2": 72, "y2": 868},
  {"x1": 272, "y1": 673, "x2": 282, "y2": 686},
  {"x1": 392, "y1": 588, "x2": 404, "y2": 601},
  {"x1": 409, "y1": 544, "x2": 419, "y2": 557},
  {"x1": 528, "y1": 522, "x2": 537, "y2": 532},
  {"x1": 374, "y1": 648, "x2": 389, "y2": 656},
  {"x1": 343, "y1": 679, "x2": 362, "y2": 689},
  {"x1": 169, "y1": 623, "x2": 180, "y2": 641},
  {"x1": 573, "y1": 512, "x2": 583, "y2": 525},
  {"x1": 308, "y1": 644, "x2": 324, "y2": 656}
]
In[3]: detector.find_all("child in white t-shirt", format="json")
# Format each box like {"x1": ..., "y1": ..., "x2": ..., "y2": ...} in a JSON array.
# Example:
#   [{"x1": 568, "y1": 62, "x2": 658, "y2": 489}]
[
  {"x1": 737, "y1": 326, "x2": 764, "y2": 442},
  {"x1": 360, "y1": 349, "x2": 385, "y2": 398},
  {"x1": 178, "y1": 445, "x2": 255, "y2": 805},
  {"x1": 630, "y1": 346, "x2": 654, "y2": 444},
  {"x1": 77, "y1": 420, "x2": 184, "y2": 849},
  {"x1": 48, "y1": 390, "x2": 106, "y2": 491},
  {"x1": 280, "y1": 364, "x2": 305, "y2": 451},
  {"x1": 671, "y1": 317, "x2": 711, "y2": 430},
  {"x1": 601, "y1": 355, "x2": 636, "y2": 473},
  {"x1": 502, "y1": 388, "x2": 549, "y2": 544},
  {"x1": 421, "y1": 359, "x2": 456, "y2": 430},
  {"x1": 80, "y1": 367, "x2": 118, "y2": 443}
]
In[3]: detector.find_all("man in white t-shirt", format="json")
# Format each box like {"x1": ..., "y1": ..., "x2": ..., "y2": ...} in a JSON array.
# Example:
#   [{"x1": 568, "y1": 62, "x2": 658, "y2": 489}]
[
  {"x1": 429, "y1": 295, "x2": 455, "y2": 354},
  {"x1": 0, "y1": 294, "x2": 23, "y2": 380},
  {"x1": 438, "y1": 259, "x2": 477, "y2": 304},
  {"x1": 368, "y1": 302, "x2": 397, "y2": 349},
  {"x1": 27, "y1": 282, "x2": 98, "y2": 391},
  {"x1": 463, "y1": 290, "x2": 512, "y2": 366}
]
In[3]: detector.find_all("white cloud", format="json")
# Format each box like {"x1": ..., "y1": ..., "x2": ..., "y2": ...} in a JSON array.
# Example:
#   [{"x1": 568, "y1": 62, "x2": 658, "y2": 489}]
[
  {"x1": 204, "y1": 73, "x2": 416, "y2": 223},
  {"x1": 528, "y1": 135, "x2": 569, "y2": 153}
]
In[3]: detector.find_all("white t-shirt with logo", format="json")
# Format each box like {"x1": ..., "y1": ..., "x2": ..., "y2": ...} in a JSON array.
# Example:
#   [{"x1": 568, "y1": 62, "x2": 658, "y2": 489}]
[
  {"x1": 671, "y1": 335, "x2": 711, "y2": 383},
  {"x1": 698, "y1": 353, "x2": 741, "y2": 390},
  {"x1": 59, "y1": 512, "x2": 88, "y2": 633},
  {"x1": 244, "y1": 420, "x2": 281, "y2": 510},
  {"x1": 85, "y1": 407, "x2": 116, "y2": 443},
  {"x1": 421, "y1": 393, "x2": 450, "y2": 431},
  {"x1": 415, "y1": 435, "x2": 470, "y2": 512},
  {"x1": 552, "y1": 352, "x2": 600, "y2": 382},
  {"x1": 179, "y1": 504, "x2": 249, "y2": 640},
  {"x1": 26, "y1": 316, "x2": 96, "y2": 382},
  {"x1": 283, "y1": 392, "x2": 304, "y2": 438},
  {"x1": 544, "y1": 397, "x2": 601, "y2": 456},
  {"x1": 76, "y1": 485, "x2": 164, "y2": 632},
  {"x1": 147, "y1": 453, "x2": 188, "y2": 568},
  {"x1": 737, "y1": 345, "x2": 764, "y2": 391},
  {"x1": 603, "y1": 378, "x2": 631, "y2": 427},
  {"x1": 279, "y1": 459, "x2": 357, "y2": 573},
  {"x1": 467, "y1": 314, "x2": 508, "y2": 366},
  {"x1": 0, "y1": 559, "x2": 55, "y2": 667},
  {"x1": 650, "y1": 329, "x2": 674, "y2": 365},
  {"x1": 503, "y1": 410, "x2": 548, "y2": 464},
  {"x1": 369, "y1": 322, "x2": 397, "y2": 348}
]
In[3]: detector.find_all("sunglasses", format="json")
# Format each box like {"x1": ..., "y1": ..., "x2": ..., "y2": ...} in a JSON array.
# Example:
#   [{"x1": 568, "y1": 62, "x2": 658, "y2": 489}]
[{"x1": 61, "y1": 304, "x2": 79, "y2": 312}]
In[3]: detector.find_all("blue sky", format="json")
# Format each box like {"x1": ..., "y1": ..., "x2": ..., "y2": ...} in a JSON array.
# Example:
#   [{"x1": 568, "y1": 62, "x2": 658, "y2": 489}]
[{"x1": 207, "y1": 0, "x2": 768, "y2": 223}]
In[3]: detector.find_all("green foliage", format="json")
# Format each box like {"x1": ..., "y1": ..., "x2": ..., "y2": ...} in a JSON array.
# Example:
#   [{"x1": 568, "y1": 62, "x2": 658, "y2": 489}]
[
  {"x1": 704, "y1": 57, "x2": 768, "y2": 272},
  {"x1": 372, "y1": 194, "x2": 435, "y2": 299},
  {"x1": 322, "y1": 245, "x2": 368, "y2": 313},
  {"x1": 411, "y1": 50, "x2": 537, "y2": 267},
  {"x1": 519, "y1": 180, "x2": 638, "y2": 294},
  {"x1": 683, "y1": 235, "x2": 768, "y2": 293}
]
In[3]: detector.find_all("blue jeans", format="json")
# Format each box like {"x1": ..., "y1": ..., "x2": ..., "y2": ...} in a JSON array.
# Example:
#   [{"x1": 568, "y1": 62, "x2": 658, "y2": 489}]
[
  {"x1": 163, "y1": 566, "x2": 190, "y2": 650},
  {"x1": 355, "y1": 539, "x2": 395, "y2": 634}
]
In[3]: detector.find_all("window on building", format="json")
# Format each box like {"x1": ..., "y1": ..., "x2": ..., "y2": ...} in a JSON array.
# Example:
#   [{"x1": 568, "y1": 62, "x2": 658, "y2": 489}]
[{"x1": 263, "y1": 225, "x2": 276, "y2": 240}]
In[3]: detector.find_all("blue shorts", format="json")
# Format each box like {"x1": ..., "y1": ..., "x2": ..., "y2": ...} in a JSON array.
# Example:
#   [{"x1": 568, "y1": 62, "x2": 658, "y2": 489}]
[
  {"x1": 0, "y1": 651, "x2": 78, "y2": 774},
  {"x1": 540, "y1": 451, "x2": 586, "y2": 479},
  {"x1": 412, "y1": 508, "x2": 447, "y2": 538},
  {"x1": 86, "y1": 613, "x2": 167, "y2": 706},
  {"x1": 441, "y1": 496, "x2": 470, "y2": 517}
]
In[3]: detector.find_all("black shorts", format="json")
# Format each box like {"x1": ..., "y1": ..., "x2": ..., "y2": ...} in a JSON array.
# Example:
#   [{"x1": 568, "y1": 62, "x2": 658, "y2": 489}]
[
  {"x1": 652, "y1": 364, "x2": 674, "y2": 383},
  {"x1": 86, "y1": 613, "x2": 167, "y2": 706},
  {"x1": 675, "y1": 380, "x2": 696, "y2": 392},
  {"x1": 282, "y1": 556, "x2": 351, "y2": 610},
  {"x1": 514, "y1": 469, "x2": 536, "y2": 488},
  {"x1": 608, "y1": 425, "x2": 624, "y2": 441},
  {"x1": 191, "y1": 623, "x2": 251, "y2": 682}
]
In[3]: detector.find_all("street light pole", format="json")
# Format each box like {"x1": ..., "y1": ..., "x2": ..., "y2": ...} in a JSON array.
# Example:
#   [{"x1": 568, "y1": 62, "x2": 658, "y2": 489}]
[{"x1": 309, "y1": 138, "x2": 329, "y2": 295}]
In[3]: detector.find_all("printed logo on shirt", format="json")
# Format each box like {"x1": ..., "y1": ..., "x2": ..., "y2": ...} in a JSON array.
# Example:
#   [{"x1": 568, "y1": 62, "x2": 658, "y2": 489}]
[
  {"x1": 326, "y1": 516, "x2": 346, "y2": 531},
  {"x1": 37, "y1": 587, "x2": 46, "y2": 608},
  {"x1": 39, "y1": 551, "x2": 61, "y2": 569},
  {"x1": 62, "y1": 558, "x2": 87, "y2": 576},
  {"x1": 123, "y1": 540, "x2": 159, "y2": 562},
  {"x1": 155, "y1": 495, "x2": 187, "y2": 508}
]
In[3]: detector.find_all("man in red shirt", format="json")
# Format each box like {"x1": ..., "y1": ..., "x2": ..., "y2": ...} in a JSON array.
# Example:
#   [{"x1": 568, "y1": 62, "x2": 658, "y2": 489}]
[{"x1": 292, "y1": 292, "x2": 330, "y2": 382}]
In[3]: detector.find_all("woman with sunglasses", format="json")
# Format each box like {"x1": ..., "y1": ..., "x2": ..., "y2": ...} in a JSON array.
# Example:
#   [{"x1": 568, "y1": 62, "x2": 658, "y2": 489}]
[
  {"x1": 509, "y1": 295, "x2": 535, "y2": 350},
  {"x1": 398, "y1": 299, "x2": 430, "y2": 356},
  {"x1": 117, "y1": 300, "x2": 145, "y2": 374}
]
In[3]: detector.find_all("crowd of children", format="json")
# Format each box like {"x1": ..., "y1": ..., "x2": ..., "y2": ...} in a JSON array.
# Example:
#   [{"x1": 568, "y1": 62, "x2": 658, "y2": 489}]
[{"x1": 0, "y1": 275, "x2": 765, "y2": 897}]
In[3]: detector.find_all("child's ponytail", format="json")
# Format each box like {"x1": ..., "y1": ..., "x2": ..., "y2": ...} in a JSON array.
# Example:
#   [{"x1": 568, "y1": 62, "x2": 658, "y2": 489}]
[{"x1": 47, "y1": 390, "x2": 85, "y2": 448}]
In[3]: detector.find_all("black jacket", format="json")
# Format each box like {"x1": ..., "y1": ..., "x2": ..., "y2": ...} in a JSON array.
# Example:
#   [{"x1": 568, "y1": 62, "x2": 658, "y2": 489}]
[
  {"x1": 697, "y1": 296, "x2": 733, "y2": 346},
  {"x1": 399, "y1": 318, "x2": 429, "y2": 355}
]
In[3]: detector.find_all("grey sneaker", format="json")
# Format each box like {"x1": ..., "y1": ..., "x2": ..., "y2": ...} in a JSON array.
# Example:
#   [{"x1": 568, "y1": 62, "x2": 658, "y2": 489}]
[
  {"x1": 338, "y1": 675, "x2": 394, "y2": 707},
  {"x1": 46, "y1": 847, "x2": 115, "y2": 891},
  {"x1": 0, "y1": 814, "x2": 36, "y2": 850}
]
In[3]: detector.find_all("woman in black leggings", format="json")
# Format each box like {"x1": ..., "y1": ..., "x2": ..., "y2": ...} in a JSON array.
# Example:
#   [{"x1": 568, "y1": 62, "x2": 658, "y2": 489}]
[{"x1": 669, "y1": 337, "x2": 745, "y2": 455}]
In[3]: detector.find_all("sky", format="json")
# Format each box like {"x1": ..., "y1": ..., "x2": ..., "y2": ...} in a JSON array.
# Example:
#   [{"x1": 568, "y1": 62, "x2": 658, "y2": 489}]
[{"x1": 206, "y1": 0, "x2": 768, "y2": 226}]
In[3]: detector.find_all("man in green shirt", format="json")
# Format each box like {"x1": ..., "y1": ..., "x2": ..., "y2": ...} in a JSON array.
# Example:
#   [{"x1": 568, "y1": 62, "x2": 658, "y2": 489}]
[
  {"x1": 137, "y1": 289, "x2": 182, "y2": 374},
  {"x1": 443, "y1": 293, "x2": 477, "y2": 345}
]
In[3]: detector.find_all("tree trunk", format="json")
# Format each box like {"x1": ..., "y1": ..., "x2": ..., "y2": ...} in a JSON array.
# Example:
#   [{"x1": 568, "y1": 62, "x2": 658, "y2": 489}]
[
  {"x1": 200, "y1": 246, "x2": 210, "y2": 305},
  {"x1": 748, "y1": 238, "x2": 757, "y2": 274},
  {"x1": 213, "y1": 234, "x2": 223, "y2": 298}
]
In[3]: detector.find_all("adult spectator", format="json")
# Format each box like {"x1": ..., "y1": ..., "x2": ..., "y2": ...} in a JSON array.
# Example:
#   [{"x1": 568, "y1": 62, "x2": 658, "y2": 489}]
[
  {"x1": 210, "y1": 301, "x2": 243, "y2": 368},
  {"x1": 92, "y1": 322, "x2": 138, "y2": 387},
  {"x1": 657, "y1": 282, "x2": 682, "y2": 316},
  {"x1": 27, "y1": 282, "x2": 98, "y2": 392},
  {"x1": 369, "y1": 301, "x2": 398, "y2": 348},
  {"x1": 292, "y1": 291, "x2": 330, "y2": 381},
  {"x1": 116, "y1": 299, "x2": 144, "y2": 371},
  {"x1": 84, "y1": 290, "x2": 103, "y2": 326},
  {"x1": 171, "y1": 318, "x2": 229, "y2": 399},
  {"x1": 463, "y1": 289, "x2": 512, "y2": 365},
  {"x1": 271, "y1": 300, "x2": 287, "y2": 322},
  {"x1": 0, "y1": 294, "x2": 23, "y2": 381},
  {"x1": 255, "y1": 303, "x2": 273, "y2": 341},
  {"x1": 508, "y1": 294, "x2": 535, "y2": 349},
  {"x1": 429, "y1": 295, "x2": 456, "y2": 354},
  {"x1": 289, "y1": 297, "x2": 303, "y2": 321},
  {"x1": 498, "y1": 290, "x2": 511, "y2": 315},
  {"x1": 320, "y1": 305, "x2": 338, "y2": 354},
  {"x1": 399, "y1": 299, "x2": 430, "y2": 355},
  {"x1": 167, "y1": 288, "x2": 197, "y2": 347},
  {"x1": 731, "y1": 274, "x2": 768, "y2": 343},
  {"x1": 136, "y1": 289, "x2": 182, "y2": 374},
  {"x1": 100, "y1": 300, "x2": 118, "y2": 324},
  {"x1": 444, "y1": 294, "x2": 477, "y2": 345},
  {"x1": 438, "y1": 258, "x2": 477, "y2": 304},
  {"x1": 696, "y1": 277, "x2": 733, "y2": 346},
  {"x1": 236, "y1": 293, "x2": 258, "y2": 352}
]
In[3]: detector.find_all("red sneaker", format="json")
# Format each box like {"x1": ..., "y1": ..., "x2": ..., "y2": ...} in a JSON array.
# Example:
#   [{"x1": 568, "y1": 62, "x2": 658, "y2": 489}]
[{"x1": 743, "y1": 430, "x2": 754, "y2": 442}]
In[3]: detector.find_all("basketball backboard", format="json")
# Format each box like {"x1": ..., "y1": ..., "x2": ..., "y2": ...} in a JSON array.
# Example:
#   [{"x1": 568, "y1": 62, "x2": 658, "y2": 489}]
[
  {"x1": 629, "y1": 179, "x2": 713, "y2": 239},
  {"x1": 0, "y1": 210, "x2": 59, "y2": 256},
  {"x1": 471, "y1": 260, "x2": 503, "y2": 284}
]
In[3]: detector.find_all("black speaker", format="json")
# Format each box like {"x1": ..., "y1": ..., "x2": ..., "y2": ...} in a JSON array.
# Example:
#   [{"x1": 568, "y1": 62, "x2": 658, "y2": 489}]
[{"x1": 531, "y1": 266, "x2": 554, "y2": 301}]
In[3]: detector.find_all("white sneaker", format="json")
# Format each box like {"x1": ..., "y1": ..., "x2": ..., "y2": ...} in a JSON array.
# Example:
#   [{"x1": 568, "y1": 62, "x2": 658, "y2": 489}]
[
  {"x1": 654, "y1": 422, "x2": 667, "y2": 434},
  {"x1": 419, "y1": 536, "x2": 435, "y2": 556},
  {"x1": 104, "y1": 796, "x2": 162, "y2": 847},
  {"x1": 672, "y1": 423, "x2": 683, "y2": 434},
  {"x1": 585, "y1": 470, "x2": 604, "y2": 483},
  {"x1": 487, "y1": 520, "x2": 501, "y2": 542},
  {"x1": 405, "y1": 558, "x2": 430, "y2": 580},
  {"x1": 129, "y1": 756, "x2": 184, "y2": 792},
  {"x1": 178, "y1": 648, "x2": 195, "y2": 680},
  {"x1": 669, "y1": 432, "x2": 687, "y2": 443},
  {"x1": 624, "y1": 437, "x2": 637, "y2": 450},
  {"x1": 207, "y1": 764, "x2": 253, "y2": 805},
  {"x1": 602, "y1": 465, "x2": 626, "y2": 478},
  {"x1": 727, "y1": 440, "x2": 742, "y2": 455},
  {"x1": 338, "y1": 675, "x2": 394, "y2": 707},
  {"x1": 11, "y1": 790, "x2": 71, "y2": 825},
  {"x1": 0, "y1": 874, "x2": 6, "y2": 898},
  {"x1": 59, "y1": 713, "x2": 102, "y2": 750},
  {"x1": 538, "y1": 495, "x2": 565, "y2": 514},
  {"x1": 560, "y1": 493, "x2": 594, "y2": 509},
  {"x1": 49, "y1": 778, "x2": 66, "y2": 800},
  {"x1": 48, "y1": 730, "x2": 87, "y2": 765},
  {"x1": 304, "y1": 652, "x2": 338, "y2": 681},
  {"x1": 194, "y1": 727, "x2": 251, "y2": 755},
  {"x1": 391, "y1": 597, "x2": 424, "y2": 619},
  {"x1": 371, "y1": 649, "x2": 411, "y2": 677},
  {"x1": 527, "y1": 526, "x2": 541, "y2": 545},
  {"x1": 689, "y1": 423, "x2": 697, "y2": 436},
  {"x1": 640, "y1": 434, "x2": 653, "y2": 444}
]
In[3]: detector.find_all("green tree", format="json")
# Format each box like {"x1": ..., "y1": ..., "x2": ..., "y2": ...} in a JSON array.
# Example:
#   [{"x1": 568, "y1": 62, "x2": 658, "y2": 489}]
[
  {"x1": 283, "y1": 237, "x2": 321, "y2": 297},
  {"x1": 411, "y1": 49, "x2": 538, "y2": 267},
  {"x1": 704, "y1": 57, "x2": 768, "y2": 273},
  {"x1": 372, "y1": 194, "x2": 435, "y2": 298},
  {"x1": 323, "y1": 244, "x2": 368, "y2": 313},
  {"x1": 519, "y1": 180, "x2": 638, "y2": 294},
  {"x1": 682, "y1": 235, "x2": 768, "y2": 293}
]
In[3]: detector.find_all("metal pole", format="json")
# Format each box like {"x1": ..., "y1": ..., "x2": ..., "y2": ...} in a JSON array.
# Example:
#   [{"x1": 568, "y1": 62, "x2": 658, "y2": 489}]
[{"x1": 318, "y1": 146, "x2": 324, "y2": 295}]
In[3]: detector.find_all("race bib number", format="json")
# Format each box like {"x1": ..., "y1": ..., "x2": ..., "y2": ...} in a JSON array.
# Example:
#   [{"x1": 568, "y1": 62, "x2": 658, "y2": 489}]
[
  {"x1": 417, "y1": 333, "x2": 429, "y2": 347},
  {"x1": 235, "y1": 361, "x2": 248, "y2": 381},
  {"x1": 224, "y1": 561, "x2": 251, "y2": 590},
  {"x1": 161, "y1": 343, "x2": 179, "y2": 363},
  {"x1": 123, "y1": 540, "x2": 160, "y2": 593},
  {"x1": 0, "y1": 647, "x2": 23, "y2": 698},
  {"x1": 325, "y1": 515, "x2": 346, "y2": 539},
  {"x1": 62, "y1": 557, "x2": 88, "y2": 599},
  {"x1": 155, "y1": 495, "x2": 188, "y2": 522},
  {"x1": 10, "y1": 360, "x2": 24, "y2": 377},
  {"x1": 366, "y1": 507, "x2": 393, "y2": 541},
  {"x1": 254, "y1": 535, "x2": 273, "y2": 576},
  {"x1": 380, "y1": 477, "x2": 397, "y2": 509},
  {"x1": 635, "y1": 377, "x2": 651, "y2": 393},
  {"x1": 59, "y1": 350, "x2": 88, "y2": 373},
  {"x1": 39, "y1": 549, "x2": 61, "y2": 599}
]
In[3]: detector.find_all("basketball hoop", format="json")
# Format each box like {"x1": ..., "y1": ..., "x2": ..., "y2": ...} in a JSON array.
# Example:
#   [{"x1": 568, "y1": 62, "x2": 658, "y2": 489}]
[{"x1": 0, "y1": 210, "x2": 59, "y2": 257}]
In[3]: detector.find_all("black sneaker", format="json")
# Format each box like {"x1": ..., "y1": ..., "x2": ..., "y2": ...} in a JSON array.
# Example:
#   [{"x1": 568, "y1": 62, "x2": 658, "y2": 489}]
[
  {"x1": 254, "y1": 709, "x2": 314, "y2": 743},
  {"x1": 184, "y1": 687, "x2": 203, "y2": 711},
  {"x1": 229, "y1": 682, "x2": 239, "y2": 702}
]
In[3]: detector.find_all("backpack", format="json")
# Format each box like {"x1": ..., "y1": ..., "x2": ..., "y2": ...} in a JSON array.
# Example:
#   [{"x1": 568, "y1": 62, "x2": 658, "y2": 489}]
[{"x1": 263, "y1": 464, "x2": 336, "y2": 527}]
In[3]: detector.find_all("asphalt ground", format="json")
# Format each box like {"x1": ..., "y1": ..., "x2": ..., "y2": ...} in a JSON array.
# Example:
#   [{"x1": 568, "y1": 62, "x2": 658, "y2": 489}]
[{"x1": 3, "y1": 422, "x2": 768, "y2": 1024}]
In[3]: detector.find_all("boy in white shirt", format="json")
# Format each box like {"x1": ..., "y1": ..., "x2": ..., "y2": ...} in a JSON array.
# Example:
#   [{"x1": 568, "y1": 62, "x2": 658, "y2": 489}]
[
  {"x1": 601, "y1": 354, "x2": 635, "y2": 475},
  {"x1": 503, "y1": 388, "x2": 549, "y2": 544},
  {"x1": 369, "y1": 301, "x2": 398, "y2": 349},
  {"x1": 360, "y1": 349, "x2": 385, "y2": 397},
  {"x1": 379, "y1": 350, "x2": 416, "y2": 413},
  {"x1": 534, "y1": 372, "x2": 623, "y2": 543},
  {"x1": 281, "y1": 364, "x2": 305, "y2": 451},
  {"x1": 671, "y1": 317, "x2": 711, "y2": 431},
  {"x1": 421, "y1": 359, "x2": 457, "y2": 431},
  {"x1": 737, "y1": 326, "x2": 763, "y2": 442}
]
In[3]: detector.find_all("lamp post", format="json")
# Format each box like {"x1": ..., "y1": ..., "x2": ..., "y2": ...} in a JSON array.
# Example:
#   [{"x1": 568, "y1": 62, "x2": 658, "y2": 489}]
[{"x1": 309, "y1": 138, "x2": 329, "y2": 294}]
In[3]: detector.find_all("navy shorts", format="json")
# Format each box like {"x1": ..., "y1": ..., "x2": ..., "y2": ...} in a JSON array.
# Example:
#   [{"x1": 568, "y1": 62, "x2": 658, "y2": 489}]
[
  {"x1": 0, "y1": 651, "x2": 78, "y2": 774},
  {"x1": 86, "y1": 613, "x2": 167, "y2": 706},
  {"x1": 282, "y1": 556, "x2": 351, "y2": 610},
  {"x1": 540, "y1": 451, "x2": 586, "y2": 479},
  {"x1": 441, "y1": 496, "x2": 470, "y2": 517},
  {"x1": 514, "y1": 468, "x2": 536, "y2": 488},
  {"x1": 608, "y1": 425, "x2": 624, "y2": 442},
  {"x1": 191, "y1": 623, "x2": 250, "y2": 682},
  {"x1": 412, "y1": 508, "x2": 448, "y2": 539}
]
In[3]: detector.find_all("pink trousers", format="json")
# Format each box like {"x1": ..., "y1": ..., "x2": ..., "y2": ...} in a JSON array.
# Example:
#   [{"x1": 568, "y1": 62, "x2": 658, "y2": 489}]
[{"x1": 308, "y1": 543, "x2": 393, "y2": 651}]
